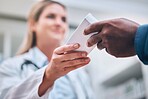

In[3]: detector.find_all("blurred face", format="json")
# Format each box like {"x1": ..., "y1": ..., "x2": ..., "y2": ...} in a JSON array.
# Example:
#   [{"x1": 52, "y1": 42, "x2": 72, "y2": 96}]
[{"x1": 33, "y1": 3, "x2": 68, "y2": 46}]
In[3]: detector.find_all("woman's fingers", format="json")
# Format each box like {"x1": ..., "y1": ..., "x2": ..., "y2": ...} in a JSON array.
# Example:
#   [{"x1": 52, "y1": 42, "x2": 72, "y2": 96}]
[
  {"x1": 47, "y1": 43, "x2": 91, "y2": 80},
  {"x1": 59, "y1": 51, "x2": 88, "y2": 62},
  {"x1": 54, "y1": 43, "x2": 80, "y2": 55},
  {"x1": 64, "y1": 62, "x2": 89, "y2": 73},
  {"x1": 46, "y1": 57, "x2": 90, "y2": 79},
  {"x1": 60, "y1": 57, "x2": 90, "y2": 68}
]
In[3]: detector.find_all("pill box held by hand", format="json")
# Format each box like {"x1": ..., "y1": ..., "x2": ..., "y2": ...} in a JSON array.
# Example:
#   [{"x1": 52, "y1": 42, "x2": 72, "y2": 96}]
[{"x1": 66, "y1": 13, "x2": 98, "y2": 54}]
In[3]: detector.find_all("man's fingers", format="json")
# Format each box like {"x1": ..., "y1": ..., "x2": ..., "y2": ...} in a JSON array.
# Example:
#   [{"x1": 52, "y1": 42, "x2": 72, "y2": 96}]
[
  {"x1": 84, "y1": 21, "x2": 104, "y2": 35},
  {"x1": 54, "y1": 43, "x2": 80, "y2": 55},
  {"x1": 97, "y1": 42, "x2": 105, "y2": 50},
  {"x1": 87, "y1": 34, "x2": 102, "y2": 47}
]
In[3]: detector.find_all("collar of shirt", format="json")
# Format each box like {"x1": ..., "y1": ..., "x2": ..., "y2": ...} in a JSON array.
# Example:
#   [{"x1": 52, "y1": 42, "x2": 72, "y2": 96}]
[{"x1": 25, "y1": 47, "x2": 48, "y2": 68}]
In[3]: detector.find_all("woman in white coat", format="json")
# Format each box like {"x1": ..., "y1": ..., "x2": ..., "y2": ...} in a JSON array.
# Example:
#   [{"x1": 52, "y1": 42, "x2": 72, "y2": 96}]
[{"x1": 0, "y1": 1, "x2": 92, "y2": 99}]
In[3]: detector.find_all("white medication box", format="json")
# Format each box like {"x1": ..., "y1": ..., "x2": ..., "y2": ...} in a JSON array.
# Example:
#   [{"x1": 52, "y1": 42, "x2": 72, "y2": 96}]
[{"x1": 66, "y1": 13, "x2": 98, "y2": 54}]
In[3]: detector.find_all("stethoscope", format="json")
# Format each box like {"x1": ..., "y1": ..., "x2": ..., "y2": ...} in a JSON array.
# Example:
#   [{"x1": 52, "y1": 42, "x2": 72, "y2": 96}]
[{"x1": 21, "y1": 59, "x2": 40, "y2": 70}]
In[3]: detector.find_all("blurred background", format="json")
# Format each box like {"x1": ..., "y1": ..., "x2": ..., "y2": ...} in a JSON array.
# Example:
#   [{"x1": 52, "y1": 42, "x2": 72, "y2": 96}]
[{"x1": 0, "y1": 0, "x2": 148, "y2": 99}]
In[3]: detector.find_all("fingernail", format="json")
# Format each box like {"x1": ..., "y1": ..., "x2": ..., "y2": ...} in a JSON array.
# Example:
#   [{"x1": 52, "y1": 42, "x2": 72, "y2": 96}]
[
  {"x1": 85, "y1": 58, "x2": 90, "y2": 62},
  {"x1": 87, "y1": 42, "x2": 91, "y2": 47},
  {"x1": 83, "y1": 30, "x2": 86, "y2": 35},
  {"x1": 73, "y1": 43, "x2": 79, "y2": 48}
]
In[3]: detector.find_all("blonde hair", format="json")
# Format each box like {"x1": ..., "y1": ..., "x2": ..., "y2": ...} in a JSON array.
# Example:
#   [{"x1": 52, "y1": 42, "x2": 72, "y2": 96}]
[{"x1": 16, "y1": 0, "x2": 66, "y2": 55}]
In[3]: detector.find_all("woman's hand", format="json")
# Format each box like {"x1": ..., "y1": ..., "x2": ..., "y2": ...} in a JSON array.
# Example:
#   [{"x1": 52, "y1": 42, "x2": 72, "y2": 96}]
[
  {"x1": 39, "y1": 43, "x2": 90, "y2": 96},
  {"x1": 46, "y1": 43, "x2": 90, "y2": 80}
]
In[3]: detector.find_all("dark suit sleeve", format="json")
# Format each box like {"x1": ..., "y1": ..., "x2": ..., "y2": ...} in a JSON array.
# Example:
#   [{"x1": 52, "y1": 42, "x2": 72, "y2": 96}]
[{"x1": 135, "y1": 24, "x2": 148, "y2": 65}]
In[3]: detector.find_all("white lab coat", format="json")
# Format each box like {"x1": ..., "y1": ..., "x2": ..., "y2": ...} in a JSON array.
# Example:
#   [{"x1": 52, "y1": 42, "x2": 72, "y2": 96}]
[
  {"x1": 0, "y1": 47, "x2": 51, "y2": 99},
  {"x1": 49, "y1": 68, "x2": 95, "y2": 99},
  {"x1": 0, "y1": 47, "x2": 95, "y2": 99}
]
